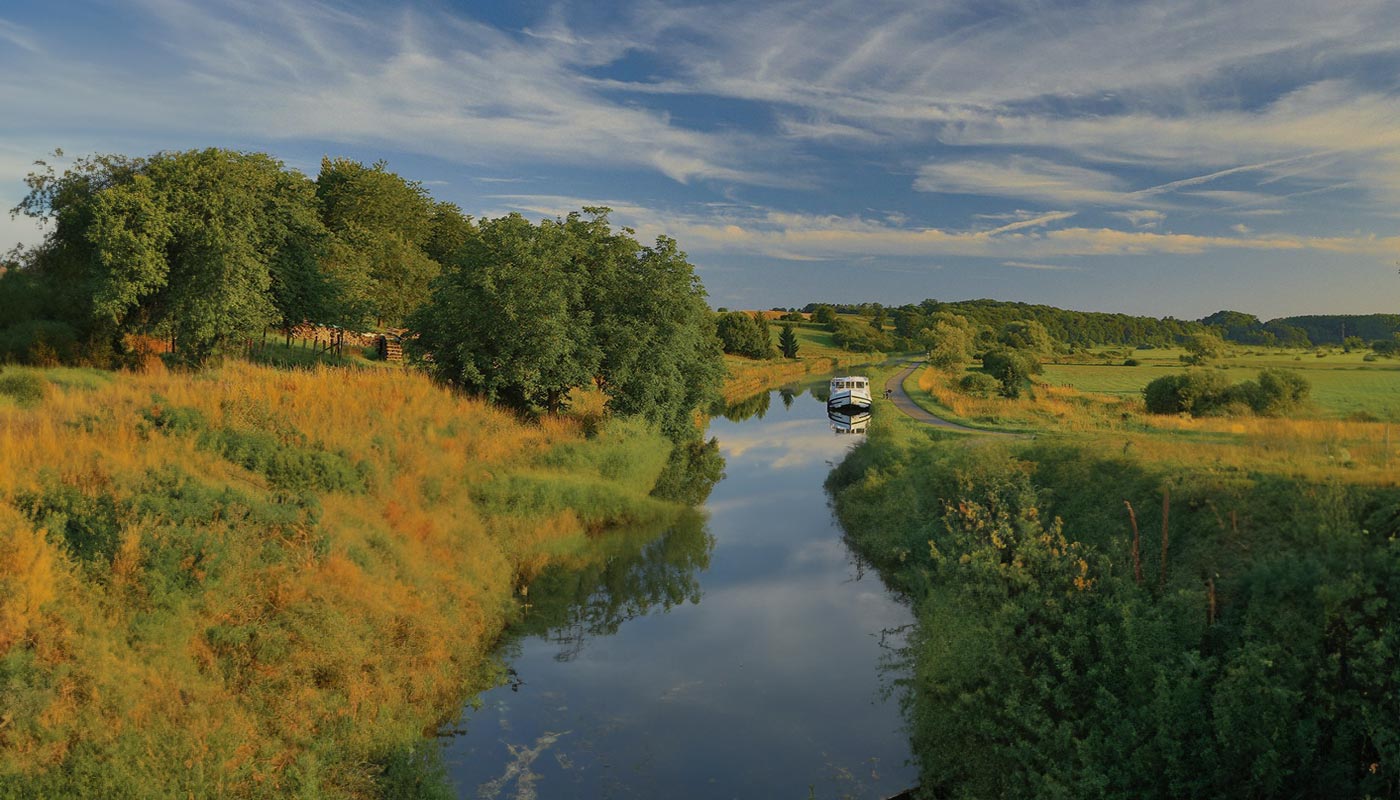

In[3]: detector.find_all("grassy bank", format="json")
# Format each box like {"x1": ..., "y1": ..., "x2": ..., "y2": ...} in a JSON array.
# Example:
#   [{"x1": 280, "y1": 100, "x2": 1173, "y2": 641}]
[
  {"x1": 0, "y1": 361, "x2": 689, "y2": 798},
  {"x1": 829, "y1": 400, "x2": 1400, "y2": 797}
]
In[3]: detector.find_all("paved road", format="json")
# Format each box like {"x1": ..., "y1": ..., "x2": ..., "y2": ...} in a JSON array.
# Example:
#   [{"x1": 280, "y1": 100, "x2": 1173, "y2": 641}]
[{"x1": 883, "y1": 362, "x2": 1012, "y2": 435}]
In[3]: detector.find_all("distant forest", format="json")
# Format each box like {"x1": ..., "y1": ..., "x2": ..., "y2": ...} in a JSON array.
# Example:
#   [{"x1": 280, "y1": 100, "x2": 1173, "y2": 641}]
[{"x1": 800, "y1": 300, "x2": 1400, "y2": 349}]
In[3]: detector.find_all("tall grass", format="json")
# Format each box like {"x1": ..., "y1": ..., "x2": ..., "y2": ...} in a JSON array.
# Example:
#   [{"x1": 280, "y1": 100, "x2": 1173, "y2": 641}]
[{"x1": 0, "y1": 362, "x2": 682, "y2": 798}]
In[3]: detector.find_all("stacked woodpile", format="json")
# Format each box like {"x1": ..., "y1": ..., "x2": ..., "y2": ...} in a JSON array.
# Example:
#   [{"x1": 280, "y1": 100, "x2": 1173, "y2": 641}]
[
  {"x1": 289, "y1": 323, "x2": 379, "y2": 350},
  {"x1": 376, "y1": 335, "x2": 404, "y2": 362}
]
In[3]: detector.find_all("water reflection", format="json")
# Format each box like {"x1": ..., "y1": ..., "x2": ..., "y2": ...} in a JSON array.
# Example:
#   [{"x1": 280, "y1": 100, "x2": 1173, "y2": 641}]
[
  {"x1": 828, "y1": 407, "x2": 871, "y2": 435},
  {"x1": 446, "y1": 385, "x2": 915, "y2": 799},
  {"x1": 515, "y1": 512, "x2": 714, "y2": 662},
  {"x1": 716, "y1": 389, "x2": 771, "y2": 422}
]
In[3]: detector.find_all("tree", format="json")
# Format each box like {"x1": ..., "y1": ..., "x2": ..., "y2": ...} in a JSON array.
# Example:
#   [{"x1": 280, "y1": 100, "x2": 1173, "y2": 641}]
[
  {"x1": 409, "y1": 209, "x2": 724, "y2": 436},
  {"x1": 571, "y1": 209, "x2": 724, "y2": 437},
  {"x1": 1343, "y1": 335, "x2": 1365, "y2": 352},
  {"x1": 812, "y1": 305, "x2": 837, "y2": 325},
  {"x1": 13, "y1": 148, "x2": 333, "y2": 363},
  {"x1": 715, "y1": 312, "x2": 774, "y2": 359},
  {"x1": 1182, "y1": 331, "x2": 1226, "y2": 365},
  {"x1": 316, "y1": 158, "x2": 438, "y2": 326},
  {"x1": 408, "y1": 213, "x2": 593, "y2": 412},
  {"x1": 1143, "y1": 371, "x2": 1232, "y2": 414},
  {"x1": 868, "y1": 303, "x2": 888, "y2": 331},
  {"x1": 778, "y1": 323, "x2": 799, "y2": 359},
  {"x1": 926, "y1": 313, "x2": 976, "y2": 372},
  {"x1": 981, "y1": 347, "x2": 1038, "y2": 398},
  {"x1": 831, "y1": 318, "x2": 892, "y2": 352},
  {"x1": 997, "y1": 319, "x2": 1054, "y2": 354},
  {"x1": 423, "y1": 201, "x2": 476, "y2": 267}
]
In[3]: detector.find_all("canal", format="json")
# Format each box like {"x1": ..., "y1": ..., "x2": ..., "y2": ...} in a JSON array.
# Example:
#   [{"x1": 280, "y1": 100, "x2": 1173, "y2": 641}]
[{"x1": 444, "y1": 382, "x2": 916, "y2": 799}]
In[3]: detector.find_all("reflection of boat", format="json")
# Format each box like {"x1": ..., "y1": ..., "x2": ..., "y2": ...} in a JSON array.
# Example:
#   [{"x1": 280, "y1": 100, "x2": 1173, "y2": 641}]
[
  {"x1": 827, "y1": 376, "x2": 872, "y2": 411},
  {"x1": 828, "y1": 407, "x2": 870, "y2": 434}
]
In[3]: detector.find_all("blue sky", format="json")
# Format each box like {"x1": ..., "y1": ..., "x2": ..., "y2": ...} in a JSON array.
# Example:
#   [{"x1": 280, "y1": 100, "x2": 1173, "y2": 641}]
[{"x1": 3, "y1": 0, "x2": 1400, "y2": 318}]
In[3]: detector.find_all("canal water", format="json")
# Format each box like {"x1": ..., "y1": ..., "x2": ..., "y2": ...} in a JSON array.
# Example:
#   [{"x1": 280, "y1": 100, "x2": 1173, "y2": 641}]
[{"x1": 444, "y1": 382, "x2": 916, "y2": 799}]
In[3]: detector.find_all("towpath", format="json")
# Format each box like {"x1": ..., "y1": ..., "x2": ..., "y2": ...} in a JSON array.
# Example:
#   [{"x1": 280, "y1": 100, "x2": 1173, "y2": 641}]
[{"x1": 883, "y1": 362, "x2": 1017, "y2": 436}]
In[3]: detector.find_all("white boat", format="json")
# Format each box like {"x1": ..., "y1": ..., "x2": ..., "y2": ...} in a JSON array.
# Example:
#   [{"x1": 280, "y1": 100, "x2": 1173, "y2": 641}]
[{"x1": 827, "y1": 375, "x2": 873, "y2": 410}]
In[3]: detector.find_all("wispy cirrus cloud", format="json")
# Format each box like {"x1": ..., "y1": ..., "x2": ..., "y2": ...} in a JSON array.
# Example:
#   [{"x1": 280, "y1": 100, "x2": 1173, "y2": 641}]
[
  {"x1": 487, "y1": 194, "x2": 1400, "y2": 264},
  {"x1": 0, "y1": 0, "x2": 792, "y2": 188}
]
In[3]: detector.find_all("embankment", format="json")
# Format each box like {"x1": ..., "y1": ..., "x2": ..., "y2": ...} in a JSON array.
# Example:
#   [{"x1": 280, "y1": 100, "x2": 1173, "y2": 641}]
[
  {"x1": 0, "y1": 362, "x2": 692, "y2": 798},
  {"x1": 828, "y1": 416, "x2": 1400, "y2": 798}
]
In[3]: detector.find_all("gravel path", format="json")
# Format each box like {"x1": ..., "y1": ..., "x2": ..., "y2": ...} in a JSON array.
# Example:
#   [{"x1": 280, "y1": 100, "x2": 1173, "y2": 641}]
[{"x1": 883, "y1": 363, "x2": 1015, "y2": 435}]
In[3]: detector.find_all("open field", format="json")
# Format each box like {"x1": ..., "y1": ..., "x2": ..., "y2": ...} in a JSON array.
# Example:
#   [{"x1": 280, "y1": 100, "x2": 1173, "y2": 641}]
[
  {"x1": 1040, "y1": 348, "x2": 1400, "y2": 420},
  {"x1": 899, "y1": 358, "x2": 1400, "y2": 485}
]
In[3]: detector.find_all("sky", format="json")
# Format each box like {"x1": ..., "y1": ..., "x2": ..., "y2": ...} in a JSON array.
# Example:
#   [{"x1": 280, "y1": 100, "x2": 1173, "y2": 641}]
[{"x1": 3, "y1": 0, "x2": 1400, "y2": 319}]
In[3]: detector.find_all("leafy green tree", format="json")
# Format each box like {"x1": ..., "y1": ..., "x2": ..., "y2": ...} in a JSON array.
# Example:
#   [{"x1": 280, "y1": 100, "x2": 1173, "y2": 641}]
[
  {"x1": 316, "y1": 158, "x2": 438, "y2": 326},
  {"x1": 926, "y1": 313, "x2": 976, "y2": 372},
  {"x1": 423, "y1": 201, "x2": 476, "y2": 267},
  {"x1": 1343, "y1": 335, "x2": 1365, "y2": 352},
  {"x1": 409, "y1": 213, "x2": 592, "y2": 412},
  {"x1": 778, "y1": 323, "x2": 799, "y2": 359},
  {"x1": 980, "y1": 347, "x2": 1039, "y2": 398},
  {"x1": 831, "y1": 318, "x2": 891, "y2": 352},
  {"x1": 1142, "y1": 370, "x2": 1232, "y2": 414},
  {"x1": 570, "y1": 209, "x2": 723, "y2": 437},
  {"x1": 868, "y1": 303, "x2": 888, "y2": 331},
  {"x1": 812, "y1": 305, "x2": 837, "y2": 325},
  {"x1": 997, "y1": 319, "x2": 1055, "y2": 354},
  {"x1": 715, "y1": 312, "x2": 774, "y2": 359},
  {"x1": 410, "y1": 208, "x2": 723, "y2": 435},
  {"x1": 1182, "y1": 331, "x2": 1227, "y2": 365},
  {"x1": 14, "y1": 148, "x2": 332, "y2": 363}
]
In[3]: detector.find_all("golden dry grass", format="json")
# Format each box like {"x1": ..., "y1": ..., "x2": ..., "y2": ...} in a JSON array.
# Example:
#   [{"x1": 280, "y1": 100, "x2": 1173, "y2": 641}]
[{"x1": 0, "y1": 361, "x2": 678, "y2": 797}]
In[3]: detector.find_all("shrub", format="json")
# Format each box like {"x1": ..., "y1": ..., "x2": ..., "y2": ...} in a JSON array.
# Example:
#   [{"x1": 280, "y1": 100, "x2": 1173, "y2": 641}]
[
  {"x1": 14, "y1": 483, "x2": 123, "y2": 565},
  {"x1": 1123, "y1": 358, "x2": 1140, "y2": 366},
  {"x1": 1143, "y1": 370, "x2": 1232, "y2": 415},
  {"x1": 980, "y1": 348, "x2": 1040, "y2": 398},
  {"x1": 958, "y1": 372, "x2": 1000, "y2": 398},
  {"x1": 1144, "y1": 369, "x2": 1310, "y2": 417},
  {"x1": 715, "y1": 312, "x2": 774, "y2": 359},
  {"x1": 0, "y1": 371, "x2": 48, "y2": 407},
  {"x1": 831, "y1": 319, "x2": 891, "y2": 353},
  {"x1": 0, "y1": 320, "x2": 79, "y2": 365}
]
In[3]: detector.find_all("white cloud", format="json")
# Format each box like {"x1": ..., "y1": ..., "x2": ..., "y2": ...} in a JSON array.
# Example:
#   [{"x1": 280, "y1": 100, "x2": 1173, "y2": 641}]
[
  {"x1": 0, "y1": 0, "x2": 790, "y2": 188},
  {"x1": 487, "y1": 194, "x2": 1400, "y2": 263},
  {"x1": 915, "y1": 157, "x2": 1126, "y2": 206},
  {"x1": 1109, "y1": 210, "x2": 1166, "y2": 228},
  {"x1": 0, "y1": 19, "x2": 40, "y2": 53}
]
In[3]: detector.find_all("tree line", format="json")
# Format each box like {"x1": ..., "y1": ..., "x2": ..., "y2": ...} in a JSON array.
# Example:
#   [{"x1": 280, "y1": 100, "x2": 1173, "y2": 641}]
[
  {"x1": 0, "y1": 148, "x2": 725, "y2": 437},
  {"x1": 803, "y1": 299, "x2": 1206, "y2": 349}
]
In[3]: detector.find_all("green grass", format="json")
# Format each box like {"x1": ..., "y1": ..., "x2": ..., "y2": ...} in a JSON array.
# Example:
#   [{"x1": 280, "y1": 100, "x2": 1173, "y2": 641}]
[{"x1": 1043, "y1": 347, "x2": 1400, "y2": 419}]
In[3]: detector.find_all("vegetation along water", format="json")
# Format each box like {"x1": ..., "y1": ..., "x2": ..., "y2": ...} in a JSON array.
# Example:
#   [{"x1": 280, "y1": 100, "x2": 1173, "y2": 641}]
[{"x1": 3, "y1": 146, "x2": 1400, "y2": 799}]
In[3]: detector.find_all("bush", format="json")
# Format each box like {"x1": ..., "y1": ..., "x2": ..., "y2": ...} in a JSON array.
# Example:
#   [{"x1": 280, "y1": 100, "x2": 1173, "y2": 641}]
[
  {"x1": 1144, "y1": 369, "x2": 1310, "y2": 417},
  {"x1": 1143, "y1": 370, "x2": 1232, "y2": 415},
  {"x1": 0, "y1": 371, "x2": 49, "y2": 407},
  {"x1": 980, "y1": 348, "x2": 1040, "y2": 398},
  {"x1": 0, "y1": 320, "x2": 79, "y2": 366},
  {"x1": 958, "y1": 372, "x2": 1000, "y2": 398},
  {"x1": 830, "y1": 318, "x2": 892, "y2": 353},
  {"x1": 15, "y1": 483, "x2": 123, "y2": 565},
  {"x1": 715, "y1": 312, "x2": 774, "y2": 359},
  {"x1": 1123, "y1": 358, "x2": 1140, "y2": 366}
]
